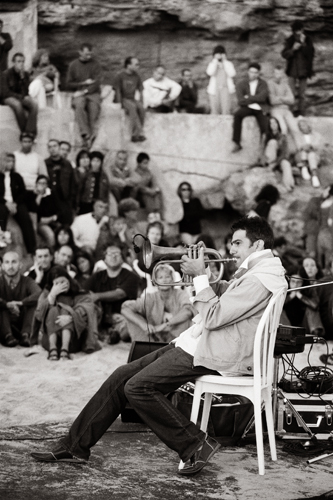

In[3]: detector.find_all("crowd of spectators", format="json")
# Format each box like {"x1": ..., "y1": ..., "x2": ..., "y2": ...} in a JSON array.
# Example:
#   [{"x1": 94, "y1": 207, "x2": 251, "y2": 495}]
[{"x1": 1, "y1": 17, "x2": 333, "y2": 365}]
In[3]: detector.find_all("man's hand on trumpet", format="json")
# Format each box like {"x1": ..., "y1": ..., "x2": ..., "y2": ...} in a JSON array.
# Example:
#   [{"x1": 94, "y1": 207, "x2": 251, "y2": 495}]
[{"x1": 180, "y1": 245, "x2": 206, "y2": 278}]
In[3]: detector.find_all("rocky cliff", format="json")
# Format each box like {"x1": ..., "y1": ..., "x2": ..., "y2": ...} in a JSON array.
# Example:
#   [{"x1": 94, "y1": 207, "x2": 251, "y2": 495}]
[{"x1": 36, "y1": 0, "x2": 333, "y2": 114}]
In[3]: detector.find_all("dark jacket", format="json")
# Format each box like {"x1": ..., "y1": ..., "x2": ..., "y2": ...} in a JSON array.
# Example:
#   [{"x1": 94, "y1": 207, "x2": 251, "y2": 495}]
[
  {"x1": 0, "y1": 275, "x2": 41, "y2": 309},
  {"x1": 0, "y1": 171, "x2": 27, "y2": 205},
  {"x1": 2, "y1": 66, "x2": 30, "y2": 100},
  {"x1": 281, "y1": 34, "x2": 315, "y2": 79},
  {"x1": 0, "y1": 32, "x2": 13, "y2": 72},
  {"x1": 236, "y1": 77, "x2": 269, "y2": 112},
  {"x1": 45, "y1": 156, "x2": 77, "y2": 208},
  {"x1": 76, "y1": 169, "x2": 109, "y2": 207}
]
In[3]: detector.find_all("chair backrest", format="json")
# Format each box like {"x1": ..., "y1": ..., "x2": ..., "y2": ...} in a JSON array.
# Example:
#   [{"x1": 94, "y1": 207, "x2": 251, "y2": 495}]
[{"x1": 253, "y1": 287, "x2": 287, "y2": 388}]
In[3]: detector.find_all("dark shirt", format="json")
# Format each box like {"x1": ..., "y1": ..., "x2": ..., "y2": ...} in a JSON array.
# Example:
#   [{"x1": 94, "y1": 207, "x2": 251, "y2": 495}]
[
  {"x1": 179, "y1": 198, "x2": 203, "y2": 235},
  {"x1": 0, "y1": 171, "x2": 27, "y2": 205},
  {"x1": 45, "y1": 156, "x2": 77, "y2": 207},
  {"x1": 35, "y1": 191, "x2": 59, "y2": 221},
  {"x1": 236, "y1": 77, "x2": 269, "y2": 111},
  {"x1": 0, "y1": 32, "x2": 13, "y2": 72},
  {"x1": 114, "y1": 70, "x2": 143, "y2": 102},
  {"x1": 27, "y1": 266, "x2": 54, "y2": 291},
  {"x1": 281, "y1": 34, "x2": 315, "y2": 79},
  {"x1": 66, "y1": 58, "x2": 102, "y2": 95},
  {"x1": 2, "y1": 66, "x2": 30, "y2": 100},
  {"x1": 177, "y1": 81, "x2": 198, "y2": 111},
  {"x1": 87, "y1": 268, "x2": 139, "y2": 315},
  {"x1": 0, "y1": 275, "x2": 41, "y2": 309}
]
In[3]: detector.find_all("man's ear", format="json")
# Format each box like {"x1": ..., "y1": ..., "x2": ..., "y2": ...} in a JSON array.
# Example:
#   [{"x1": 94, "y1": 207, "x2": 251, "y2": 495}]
[{"x1": 256, "y1": 239, "x2": 265, "y2": 251}]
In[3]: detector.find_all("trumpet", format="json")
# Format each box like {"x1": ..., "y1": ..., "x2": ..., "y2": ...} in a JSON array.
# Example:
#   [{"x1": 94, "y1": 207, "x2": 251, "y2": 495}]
[{"x1": 135, "y1": 235, "x2": 237, "y2": 286}]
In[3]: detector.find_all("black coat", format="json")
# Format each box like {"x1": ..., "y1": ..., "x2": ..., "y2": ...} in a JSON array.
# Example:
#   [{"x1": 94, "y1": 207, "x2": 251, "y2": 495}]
[
  {"x1": 1, "y1": 66, "x2": 30, "y2": 100},
  {"x1": 0, "y1": 171, "x2": 27, "y2": 205},
  {"x1": 281, "y1": 34, "x2": 315, "y2": 79}
]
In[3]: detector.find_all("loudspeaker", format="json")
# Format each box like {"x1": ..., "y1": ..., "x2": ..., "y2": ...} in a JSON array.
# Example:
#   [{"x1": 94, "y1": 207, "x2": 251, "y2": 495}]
[{"x1": 121, "y1": 341, "x2": 168, "y2": 423}]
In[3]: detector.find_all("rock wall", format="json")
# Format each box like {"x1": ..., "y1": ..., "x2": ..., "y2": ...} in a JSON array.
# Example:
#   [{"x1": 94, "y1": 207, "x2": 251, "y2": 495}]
[{"x1": 35, "y1": 0, "x2": 333, "y2": 115}]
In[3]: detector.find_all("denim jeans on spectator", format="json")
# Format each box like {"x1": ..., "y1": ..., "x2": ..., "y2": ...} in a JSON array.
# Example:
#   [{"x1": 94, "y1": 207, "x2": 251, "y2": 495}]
[{"x1": 58, "y1": 343, "x2": 219, "y2": 462}]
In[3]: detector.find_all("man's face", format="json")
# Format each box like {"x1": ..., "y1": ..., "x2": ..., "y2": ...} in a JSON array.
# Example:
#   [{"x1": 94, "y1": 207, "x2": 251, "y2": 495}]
[
  {"x1": 79, "y1": 47, "x2": 92, "y2": 62},
  {"x1": 156, "y1": 268, "x2": 173, "y2": 291},
  {"x1": 13, "y1": 56, "x2": 25, "y2": 73},
  {"x1": 116, "y1": 152, "x2": 127, "y2": 169},
  {"x1": 21, "y1": 137, "x2": 33, "y2": 154},
  {"x1": 48, "y1": 141, "x2": 60, "y2": 158},
  {"x1": 274, "y1": 68, "x2": 284, "y2": 82},
  {"x1": 54, "y1": 246, "x2": 73, "y2": 267},
  {"x1": 35, "y1": 177, "x2": 48, "y2": 195},
  {"x1": 35, "y1": 249, "x2": 52, "y2": 270},
  {"x1": 93, "y1": 200, "x2": 108, "y2": 220},
  {"x1": 229, "y1": 229, "x2": 259, "y2": 268},
  {"x1": 2, "y1": 252, "x2": 21, "y2": 278},
  {"x1": 147, "y1": 227, "x2": 162, "y2": 245},
  {"x1": 248, "y1": 67, "x2": 260, "y2": 82},
  {"x1": 129, "y1": 58, "x2": 139, "y2": 72},
  {"x1": 104, "y1": 246, "x2": 123, "y2": 271},
  {"x1": 60, "y1": 143, "x2": 71, "y2": 159},
  {"x1": 182, "y1": 70, "x2": 192, "y2": 83},
  {"x1": 153, "y1": 67, "x2": 165, "y2": 82}
]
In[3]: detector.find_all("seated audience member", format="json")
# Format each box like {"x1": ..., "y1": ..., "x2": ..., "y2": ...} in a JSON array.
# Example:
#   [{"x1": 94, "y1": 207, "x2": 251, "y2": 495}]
[
  {"x1": 104, "y1": 150, "x2": 137, "y2": 204},
  {"x1": 2, "y1": 53, "x2": 38, "y2": 137},
  {"x1": 74, "y1": 250, "x2": 95, "y2": 290},
  {"x1": 0, "y1": 152, "x2": 36, "y2": 256},
  {"x1": 249, "y1": 184, "x2": 280, "y2": 220},
  {"x1": 54, "y1": 244, "x2": 77, "y2": 279},
  {"x1": 54, "y1": 225, "x2": 76, "y2": 252},
  {"x1": 14, "y1": 132, "x2": 48, "y2": 211},
  {"x1": 177, "y1": 182, "x2": 204, "y2": 245},
  {"x1": 75, "y1": 149, "x2": 90, "y2": 176},
  {"x1": 34, "y1": 175, "x2": 59, "y2": 247},
  {"x1": 71, "y1": 199, "x2": 109, "y2": 254},
  {"x1": 0, "y1": 251, "x2": 41, "y2": 347},
  {"x1": 29, "y1": 49, "x2": 60, "y2": 109},
  {"x1": 220, "y1": 233, "x2": 237, "y2": 281},
  {"x1": 232, "y1": 62, "x2": 269, "y2": 157},
  {"x1": 33, "y1": 266, "x2": 101, "y2": 360},
  {"x1": 121, "y1": 264, "x2": 195, "y2": 342},
  {"x1": 95, "y1": 215, "x2": 129, "y2": 262},
  {"x1": 295, "y1": 118, "x2": 322, "y2": 188},
  {"x1": 143, "y1": 66, "x2": 181, "y2": 113},
  {"x1": 132, "y1": 152, "x2": 162, "y2": 213},
  {"x1": 45, "y1": 139, "x2": 78, "y2": 225},
  {"x1": 59, "y1": 141, "x2": 76, "y2": 169},
  {"x1": 284, "y1": 257, "x2": 324, "y2": 336},
  {"x1": 66, "y1": 43, "x2": 102, "y2": 148},
  {"x1": 77, "y1": 151, "x2": 109, "y2": 215},
  {"x1": 265, "y1": 117, "x2": 295, "y2": 192},
  {"x1": 118, "y1": 197, "x2": 141, "y2": 249},
  {"x1": 303, "y1": 185, "x2": 333, "y2": 265},
  {"x1": 27, "y1": 245, "x2": 54, "y2": 290},
  {"x1": 114, "y1": 56, "x2": 145, "y2": 143},
  {"x1": 177, "y1": 69, "x2": 201, "y2": 114},
  {"x1": 273, "y1": 236, "x2": 304, "y2": 276},
  {"x1": 0, "y1": 19, "x2": 13, "y2": 72},
  {"x1": 87, "y1": 243, "x2": 139, "y2": 343},
  {"x1": 206, "y1": 45, "x2": 236, "y2": 115},
  {"x1": 267, "y1": 65, "x2": 298, "y2": 141}
]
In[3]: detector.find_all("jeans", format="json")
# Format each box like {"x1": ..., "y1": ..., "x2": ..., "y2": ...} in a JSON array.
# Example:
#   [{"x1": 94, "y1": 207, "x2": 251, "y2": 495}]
[
  {"x1": 4, "y1": 96, "x2": 38, "y2": 136},
  {"x1": 288, "y1": 77, "x2": 307, "y2": 116},
  {"x1": 232, "y1": 107, "x2": 267, "y2": 145},
  {"x1": 72, "y1": 93, "x2": 101, "y2": 138},
  {"x1": 122, "y1": 98, "x2": 145, "y2": 137},
  {"x1": 59, "y1": 344, "x2": 218, "y2": 462}
]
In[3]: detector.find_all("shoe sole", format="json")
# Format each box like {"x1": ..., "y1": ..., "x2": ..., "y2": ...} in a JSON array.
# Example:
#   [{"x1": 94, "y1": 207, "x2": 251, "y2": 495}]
[
  {"x1": 178, "y1": 442, "x2": 221, "y2": 476},
  {"x1": 31, "y1": 453, "x2": 87, "y2": 464}
]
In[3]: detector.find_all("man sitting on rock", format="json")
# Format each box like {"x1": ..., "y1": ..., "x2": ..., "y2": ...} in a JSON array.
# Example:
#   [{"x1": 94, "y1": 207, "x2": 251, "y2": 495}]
[
  {"x1": 71, "y1": 199, "x2": 109, "y2": 255},
  {"x1": 0, "y1": 251, "x2": 41, "y2": 347},
  {"x1": 143, "y1": 66, "x2": 181, "y2": 113}
]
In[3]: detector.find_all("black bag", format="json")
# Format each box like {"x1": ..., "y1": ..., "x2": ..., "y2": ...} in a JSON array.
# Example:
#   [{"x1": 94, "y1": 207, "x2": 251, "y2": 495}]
[{"x1": 169, "y1": 390, "x2": 254, "y2": 446}]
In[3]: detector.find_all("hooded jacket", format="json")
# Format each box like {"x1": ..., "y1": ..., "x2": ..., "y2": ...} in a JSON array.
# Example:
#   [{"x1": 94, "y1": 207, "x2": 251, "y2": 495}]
[{"x1": 192, "y1": 252, "x2": 287, "y2": 374}]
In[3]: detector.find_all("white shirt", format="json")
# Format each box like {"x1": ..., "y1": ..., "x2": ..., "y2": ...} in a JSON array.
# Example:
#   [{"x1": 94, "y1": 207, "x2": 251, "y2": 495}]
[
  {"x1": 248, "y1": 79, "x2": 261, "y2": 111},
  {"x1": 143, "y1": 76, "x2": 182, "y2": 108},
  {"x1": 4, "y1": 172, "x2": 13, "y2": 203},
  {"x1": 14, "y1": 151, "x2": 48, "y2": 191},
  {"x1": 71, "y1": 213, "x2": 101, "y2": 252}
]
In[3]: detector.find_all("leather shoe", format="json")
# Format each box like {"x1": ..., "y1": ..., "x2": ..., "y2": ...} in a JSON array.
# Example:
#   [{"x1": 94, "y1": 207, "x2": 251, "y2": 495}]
[
  {"x1": 31, "y1": 448, "x2": 87, "y2": 464},
  {"x1": 231, "y1": 142, "x2": 242, "y2": 153},
  {"x1": 19, "y1": 333, "x2": 30, "y2": 347},
  {"x1": 178, "y1": 435, "x2": 221, "y2": 476},
  {"x1": 5, "y1": 334, "x2": 18, "y2": 347}
]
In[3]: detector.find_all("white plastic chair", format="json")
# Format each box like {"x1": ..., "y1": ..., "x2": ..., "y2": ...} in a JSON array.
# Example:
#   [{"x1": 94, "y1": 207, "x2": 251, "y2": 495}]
[{"x1": 179, "y1": 287, "x2": 287, "y2": 475}]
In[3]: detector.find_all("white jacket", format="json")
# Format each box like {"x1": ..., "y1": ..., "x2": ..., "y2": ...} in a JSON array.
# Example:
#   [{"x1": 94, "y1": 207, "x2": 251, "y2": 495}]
[
  {"x1": 143, "y1": 76, "x2": 182, "y2": 108},
  {"x1": 206, "y1": 58, "x2": 236, "y2": 95}
]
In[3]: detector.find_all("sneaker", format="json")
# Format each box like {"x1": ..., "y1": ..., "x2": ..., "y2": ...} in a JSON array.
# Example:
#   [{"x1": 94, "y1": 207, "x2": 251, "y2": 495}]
[
  {"x1": 311, "y1": 175, "x2": 320, "y2": 188},
  {"x1": 301, "y1": 166, "x2": 311, "y2": 181},
  {"x1": 178, "y1": 435, "x2": 221, "y2": 476}
]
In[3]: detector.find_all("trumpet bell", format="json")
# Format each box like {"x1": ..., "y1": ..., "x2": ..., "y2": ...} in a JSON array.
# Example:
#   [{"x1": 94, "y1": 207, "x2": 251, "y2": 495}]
[{"x1": 143, "y1": 240, "x2": 190, "y2": 268}]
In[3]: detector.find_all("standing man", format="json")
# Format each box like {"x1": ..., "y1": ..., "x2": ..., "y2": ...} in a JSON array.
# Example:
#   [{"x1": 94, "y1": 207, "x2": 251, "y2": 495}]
[
  {"x1": 143, "y1": 66, "x2": 181, "y2": 113},
  {"x1": 45, "y1": 139, "x2": 77, "y2": 225},
  {"x1": 114, "y1": 57, "x2": 145, "y2": 143},
  {"x1": 206, "y1": 45, "x2": 236, "y2": 115},
  {"x1": 0, "y1": 19, "x2": 13, "y2": 72},
  {"x1": 0, "y1": 251, "x2": 41, "y2": 348},
  {"x1": 2, "y1": 53, "x2": 38, "y2": 137},
  {"x1": 281, "y1": 20, "x2": 315, "y2": 117},
  {"x1": 231, "y1": 62, "x2": 269, "y2": 156},
  {"x1": 67, "y1": 43, "x2": 102, "y2": 148},
  {"x1": 30, "y1": 217, "x2": 287, "y2": 476}
]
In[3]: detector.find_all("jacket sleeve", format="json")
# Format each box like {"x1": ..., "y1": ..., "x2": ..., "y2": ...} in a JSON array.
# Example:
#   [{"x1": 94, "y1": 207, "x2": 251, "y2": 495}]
[
  {"x1": 2, "y1": 33, "x2": 13, "y2": 52},
  {"x1": 21, "y1": 278, "x2": 42, "y2": 307},
  {"x1": 168, "y1": 79, "x2": 182, "y2": 101},
  {"x1": 13, "y1": 173, "x2": 27, "y2": 205},
  {"x1": 246, "y1": 80, "x2": 269, "y2": 105},
  {"x1": 206, "y1": 59, "x2": 218, "y2": 77},
  {"x1": 225, "y1": 61, "x2": 236, "y2": 78},
  {"x1": 2, "y1": 70, "x2": 22, "y2": 100},
  {"x1": 281, "y1": 36, "x2": 295, "y2": 60},
  {"x1": 236, "y1": 81, "x2": 249, "y2": 106}
]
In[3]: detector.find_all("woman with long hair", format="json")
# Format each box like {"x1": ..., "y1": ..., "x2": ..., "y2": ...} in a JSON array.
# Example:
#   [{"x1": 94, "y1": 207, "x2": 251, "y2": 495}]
[
  {"x1": 29, "y1": 49, "x2": 60, "y2": 109},
  {"x1": 177, "y1": 182, "x2": 204, "y2": 245},
  {"x1": 265, "y1": 116, "x2": 294, "y2": 192}
]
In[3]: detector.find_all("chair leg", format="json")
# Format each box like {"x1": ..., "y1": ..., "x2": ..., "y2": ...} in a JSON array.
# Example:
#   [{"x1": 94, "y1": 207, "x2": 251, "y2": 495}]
[
  {"x1": 263, "y1": 392, "x2": 277, "y2": 461},
  {"x1": 254, "y1": 397, "x2": 265, "y2": 475},
  {"x1": 200, "y1": 392, "x2": 212, "y2": 431}
]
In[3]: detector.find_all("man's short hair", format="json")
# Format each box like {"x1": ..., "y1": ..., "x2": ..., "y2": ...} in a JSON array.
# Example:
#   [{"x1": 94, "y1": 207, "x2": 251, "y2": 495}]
[
  {"x1": 117, "y1": 149, "x2": 127, "y2": 157},
  {"x1": 59, "y1": 140, "x2": 71, "y2": 150},
  {"x1": 181, "y1": 68, "x2": 191, "y2": 76},
  {"x1": 118, "y1": 198, "x2": 140, "y2": 216},
  {"x1": 213, "y1": 45, "x2": 225, "y2": 55},
  {"x1": 20, "y1": 132, "x2": 34, "y2": 142},
  {"x1": 5, "y1": 152, "x2": 15, "y2": 160},
  {"x1": 48, "y1": 138, "x2": 60, "y2": 146},
  {"x1": 292, "y1": 20, "x2": 304, "y2": 32},
  {"x1": 12, "y1": 52, "x2": 24, "y2": 62},
  {"x1": 231, "y1": 216, "x2": 275, "y2": 249},
  {"x1": 36, "y1": 174, "x2": 49, "y2": 184},
  {"x1": 104, "y1": 242, "x2": 127, "y2": 261},
  {"x1": 35, "y1": 244, "x2": 53, "y2": 255},
  {"x1": 124, "y1": 56, "x2": 135, "y2": 68},
  {"x1": 146, "y1": 221, "x2": 164, "y2": 237},
  {"x1": 136, "y1": 152, "x2": 150, "y2": 164},
  {"x1": 80, "y1": 43, "x2": 93, "y2": 51},
  {"x1": 248, "y1": 62, "x2": 261, "y2": 71}
]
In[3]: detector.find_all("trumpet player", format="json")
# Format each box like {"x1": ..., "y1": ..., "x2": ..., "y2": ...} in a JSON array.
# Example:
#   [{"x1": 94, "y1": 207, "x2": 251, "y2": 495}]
[{"x1": 31, "y1": 216, "x2": 286, "y2": 476}]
